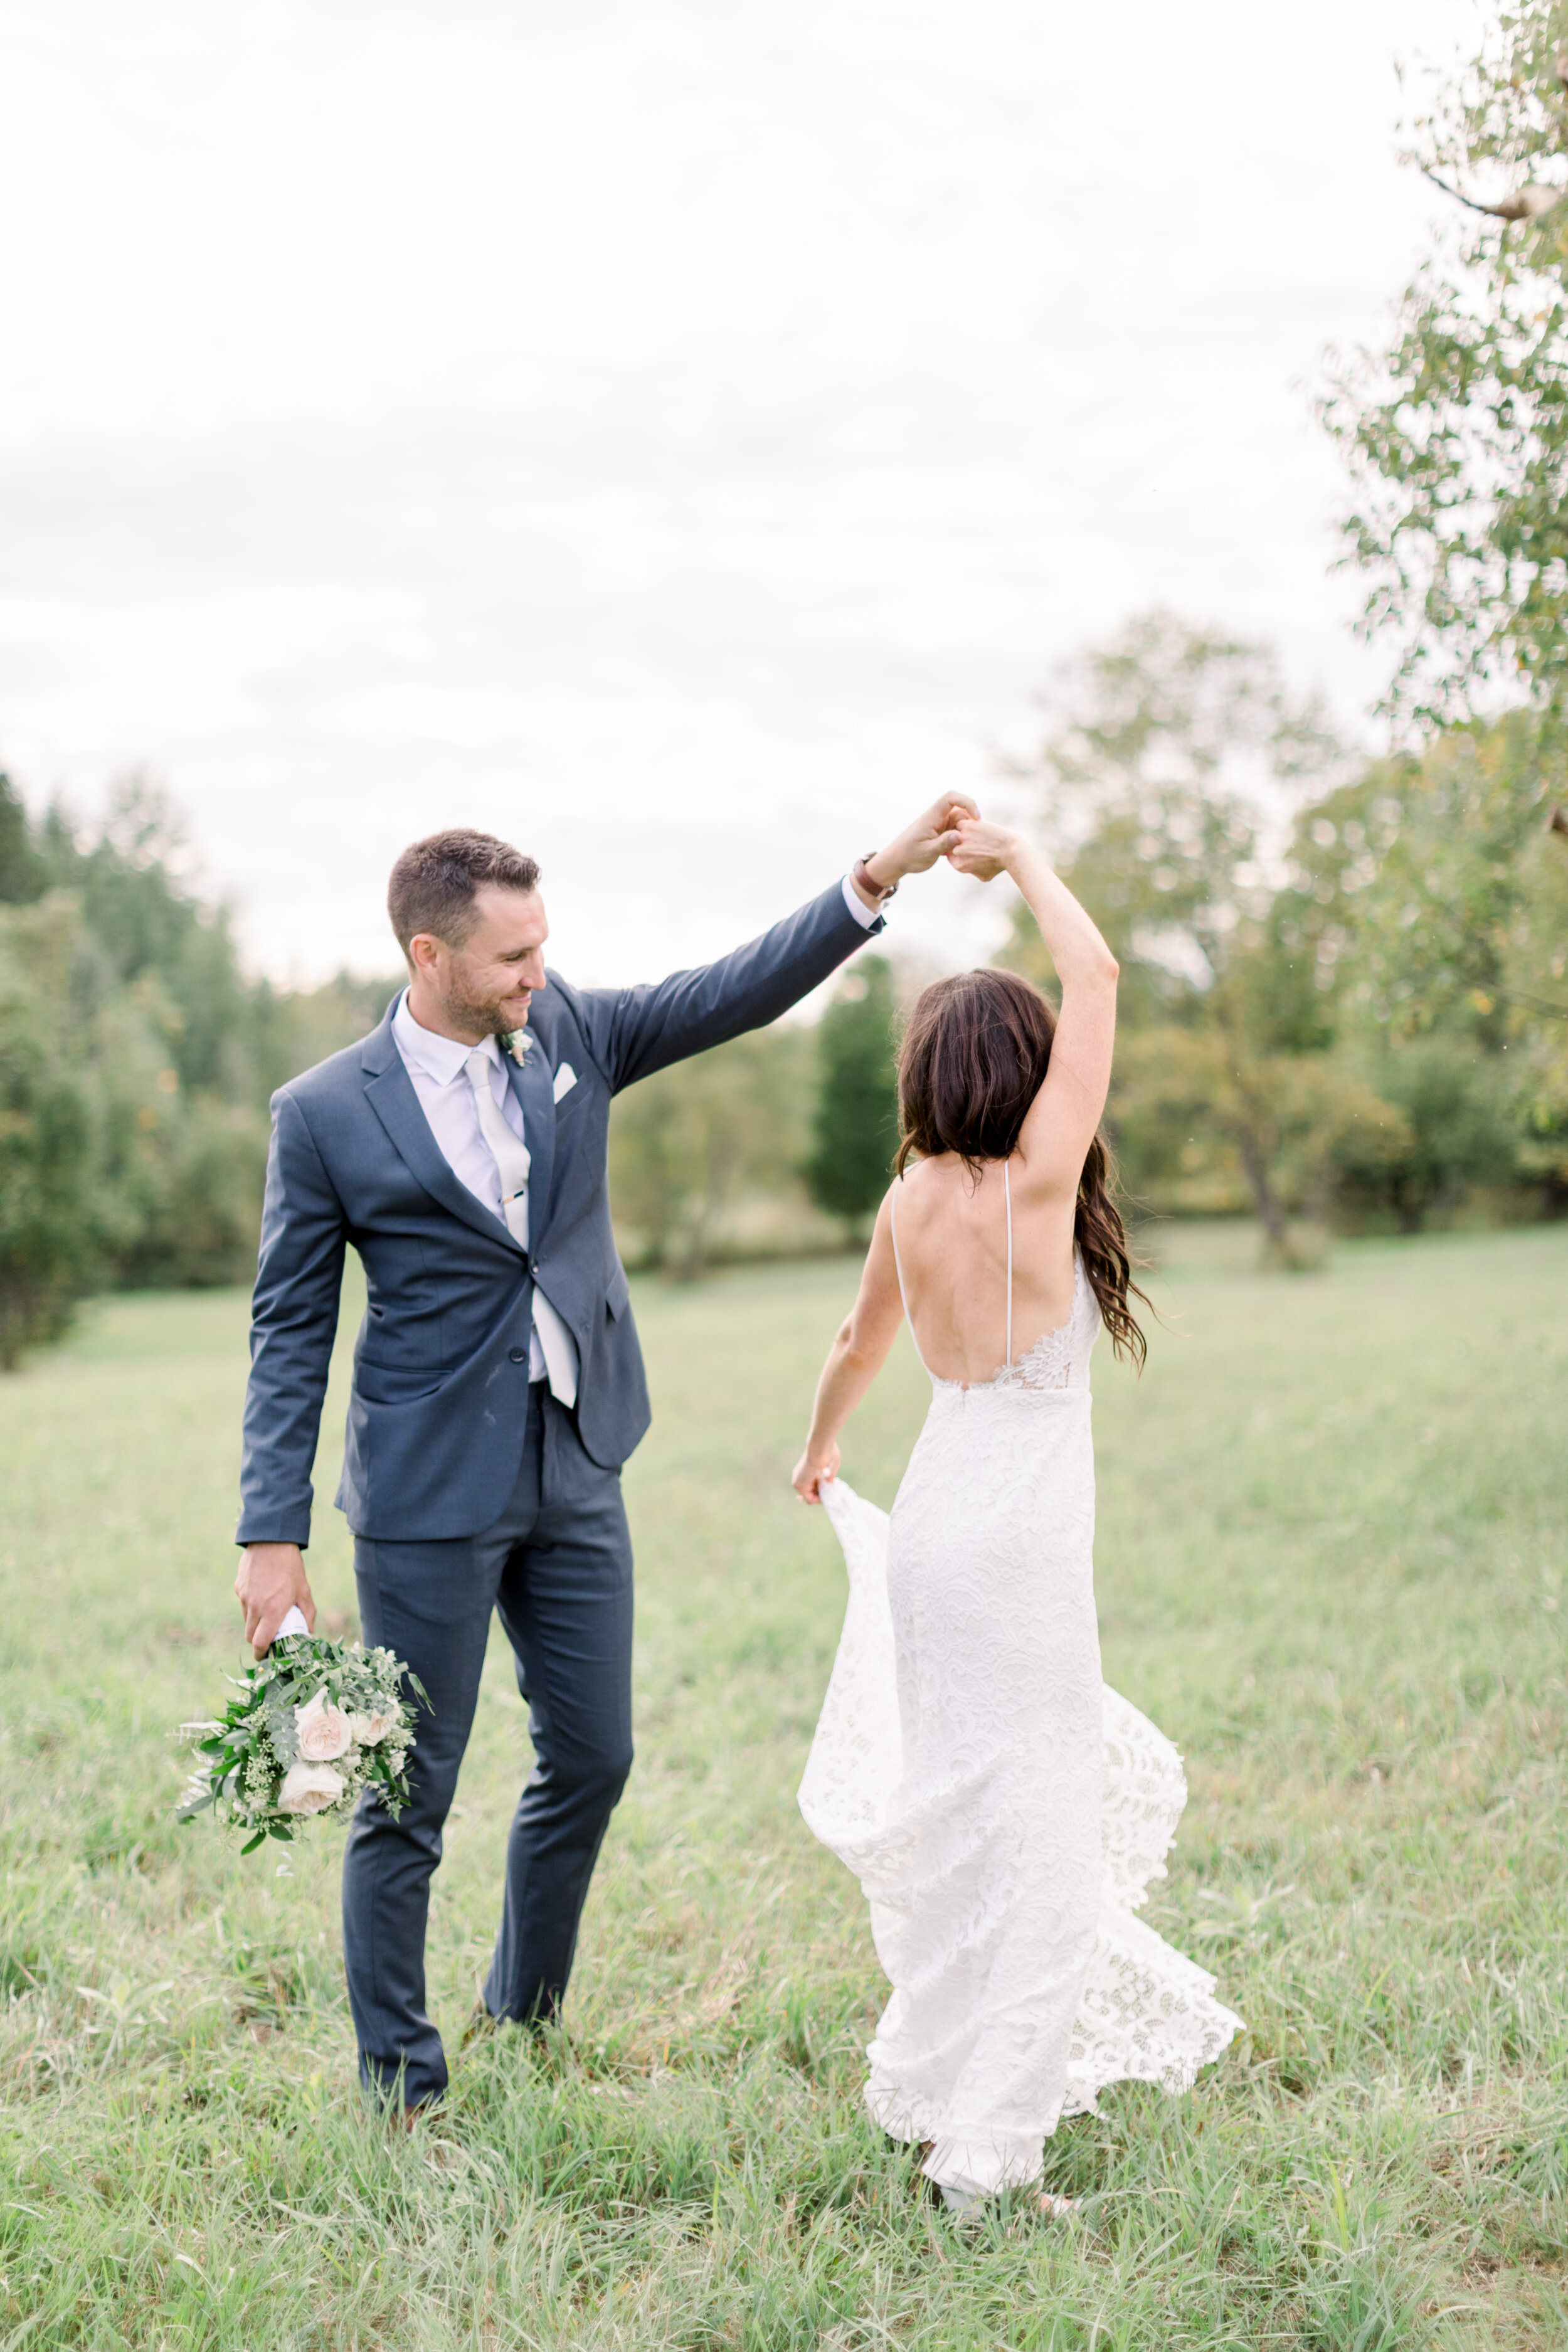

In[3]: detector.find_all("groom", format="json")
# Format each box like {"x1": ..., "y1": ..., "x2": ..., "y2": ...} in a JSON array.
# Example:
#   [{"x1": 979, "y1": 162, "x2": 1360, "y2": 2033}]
[{"x1": 233, "y1": 797, "x2": 972, "y2": 2110}]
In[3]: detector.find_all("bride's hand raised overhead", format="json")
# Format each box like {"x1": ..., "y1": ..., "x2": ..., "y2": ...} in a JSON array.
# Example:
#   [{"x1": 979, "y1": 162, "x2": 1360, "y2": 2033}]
[{"x1": 945, "y1": 818, "x2": 1019, "y2": 882}]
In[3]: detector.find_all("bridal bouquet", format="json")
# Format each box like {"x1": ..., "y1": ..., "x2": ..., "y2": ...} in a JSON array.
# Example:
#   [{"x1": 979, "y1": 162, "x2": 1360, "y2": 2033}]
[{"x1": 176, "y1": 1616, "x2": 425, "y2": 1855}]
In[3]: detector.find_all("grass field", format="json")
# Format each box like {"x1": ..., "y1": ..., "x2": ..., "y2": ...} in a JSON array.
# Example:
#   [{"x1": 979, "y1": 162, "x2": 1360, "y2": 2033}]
[{"x1": 2, "y1": 1223, "x2": 1566, "y2": 2349}]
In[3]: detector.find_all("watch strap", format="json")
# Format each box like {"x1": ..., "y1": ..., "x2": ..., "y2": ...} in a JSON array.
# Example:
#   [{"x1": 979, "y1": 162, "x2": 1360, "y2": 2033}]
[{"x1": 852, "y1": 855, "x2": 898, "y2": 901}]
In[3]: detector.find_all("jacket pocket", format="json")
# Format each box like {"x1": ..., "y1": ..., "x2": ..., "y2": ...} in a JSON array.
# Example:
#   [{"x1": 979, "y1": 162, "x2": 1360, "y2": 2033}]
[{"x1": 354, "y1": 1358, "x2": 450, "y2": 1406}]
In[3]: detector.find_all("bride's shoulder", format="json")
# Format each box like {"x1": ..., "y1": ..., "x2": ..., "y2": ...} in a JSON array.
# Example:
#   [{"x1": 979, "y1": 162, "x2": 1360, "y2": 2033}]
[
  {"x1": 887, "y1": 1156, "x2": 953, "y2": 1213},
  {"x1": 894, "y1": 1150, "x2": 961, "y2": 1188}
]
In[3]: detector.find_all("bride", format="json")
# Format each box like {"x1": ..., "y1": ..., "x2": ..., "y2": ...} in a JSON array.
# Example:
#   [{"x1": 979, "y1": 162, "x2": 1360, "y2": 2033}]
[{"x1": 791, "y1": 817, "x2": 1243, "y2": 2219}]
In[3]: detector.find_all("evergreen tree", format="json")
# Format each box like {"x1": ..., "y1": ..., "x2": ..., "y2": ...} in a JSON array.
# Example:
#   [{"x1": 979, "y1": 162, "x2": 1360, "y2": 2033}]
[
  {"x1": 0, "y1": 776, "x2": 46, "y2": 906},
  {"x1": 805, "y1": 956, "x2": 899, "y2": 1232}
]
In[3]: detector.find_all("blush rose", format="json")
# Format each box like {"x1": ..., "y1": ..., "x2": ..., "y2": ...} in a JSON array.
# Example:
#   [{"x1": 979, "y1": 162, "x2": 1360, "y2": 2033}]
[
  {"x1": 349, "y1": 1707, "x2": 400, "y2": 1747},
  {"x1": 277, "y1": 1760, "x2": 346, "y2": 1815},
  {"x1": 295, "y1": 1689, "x2": 353, "y2": 1762}
]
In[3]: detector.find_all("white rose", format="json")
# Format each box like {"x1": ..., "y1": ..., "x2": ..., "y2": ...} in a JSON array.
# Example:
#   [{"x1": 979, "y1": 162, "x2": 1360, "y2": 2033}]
[
  {"x1": 349, "y1": 1707, "x2": 399, "y2": 1747},
  {"x1": 277, "y1": 1760, "x2": 346, "y2": 1815},
  {"x1": 295, "y1": 1688, "x2": 353, "y2": 1762}
]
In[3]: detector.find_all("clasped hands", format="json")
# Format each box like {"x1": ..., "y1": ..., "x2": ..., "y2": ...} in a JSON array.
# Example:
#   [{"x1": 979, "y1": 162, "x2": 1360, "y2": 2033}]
[{"x1": 852, "y1": 795, "x2": 1017, "y2": 907}]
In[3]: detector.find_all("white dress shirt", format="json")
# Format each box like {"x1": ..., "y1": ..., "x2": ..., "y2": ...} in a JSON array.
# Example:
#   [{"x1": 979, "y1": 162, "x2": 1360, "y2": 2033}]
[
  {"x1": 390, "y1": 990, "x2": 580, "y2": 1399},
  {"x1": 841, "y1": 872, "x2": 882, "y2": 931}
]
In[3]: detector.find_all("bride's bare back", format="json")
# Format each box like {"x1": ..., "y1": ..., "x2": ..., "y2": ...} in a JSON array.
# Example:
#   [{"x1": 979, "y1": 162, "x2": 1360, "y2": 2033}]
[{"x1": 889, "y1": 1152, "x2": 1077, "y2": 1388}]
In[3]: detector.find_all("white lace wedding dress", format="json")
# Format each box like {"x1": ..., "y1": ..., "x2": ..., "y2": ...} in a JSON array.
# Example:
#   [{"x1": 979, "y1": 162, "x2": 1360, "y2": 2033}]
[{"x1": 798, "y1": 1169, "x2": 1244, "y2": 2206}]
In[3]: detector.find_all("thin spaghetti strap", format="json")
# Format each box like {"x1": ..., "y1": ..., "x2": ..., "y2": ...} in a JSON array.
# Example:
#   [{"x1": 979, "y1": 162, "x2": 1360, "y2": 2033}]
[
  {"x1": 890, "y1": 1180, "x2": 928, "y2": 1374},
  {"x1": 1003, "y1": 1158, "x2": 1014, "y2": 1369}
]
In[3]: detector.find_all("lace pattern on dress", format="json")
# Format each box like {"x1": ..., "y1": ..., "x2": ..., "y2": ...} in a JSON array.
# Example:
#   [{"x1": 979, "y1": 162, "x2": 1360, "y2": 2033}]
[
  {"x1": 802, "y1": 1479, "x2": 1245, "y2": 2200},
  {"x1": 956, "y1": 1252, "x2": 1097, "y2": 1395}
]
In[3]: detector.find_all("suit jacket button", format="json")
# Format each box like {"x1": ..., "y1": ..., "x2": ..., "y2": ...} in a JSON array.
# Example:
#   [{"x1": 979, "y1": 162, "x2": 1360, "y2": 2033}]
[{"x1": 509, "y1": 1347, "x2": 527, "y2": 1364}]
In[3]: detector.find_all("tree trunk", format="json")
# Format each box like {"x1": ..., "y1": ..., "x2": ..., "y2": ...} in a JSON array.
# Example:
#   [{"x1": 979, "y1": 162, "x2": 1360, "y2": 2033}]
[{"x1": 1234, "y1": 1124, "x2": 1291, "y2": 1265}]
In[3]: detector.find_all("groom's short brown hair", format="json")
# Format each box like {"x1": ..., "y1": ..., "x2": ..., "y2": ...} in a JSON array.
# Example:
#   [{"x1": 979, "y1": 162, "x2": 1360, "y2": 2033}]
[{"x1": 388, "y1": 829, "x2": 541, "y2": 956}]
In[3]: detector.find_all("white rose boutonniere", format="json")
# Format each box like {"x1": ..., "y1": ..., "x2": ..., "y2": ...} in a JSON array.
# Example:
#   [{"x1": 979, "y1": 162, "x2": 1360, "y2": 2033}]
[{"x1": 502, "y1": 1027, "x2": 531, "y2": 1066}]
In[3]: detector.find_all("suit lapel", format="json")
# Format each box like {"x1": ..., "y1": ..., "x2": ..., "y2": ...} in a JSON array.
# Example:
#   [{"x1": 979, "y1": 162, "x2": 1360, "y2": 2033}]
[
  {"x1": 359, "y1": 1010, "x2": 524, "y2": 1256},
  {"x1": 506, "y1": 1036, "x2": 556, "y2": 1247}
]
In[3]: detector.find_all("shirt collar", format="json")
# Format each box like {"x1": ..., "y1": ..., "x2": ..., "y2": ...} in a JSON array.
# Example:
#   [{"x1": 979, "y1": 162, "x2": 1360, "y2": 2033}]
[{"x1": 392, "y1": 988, "x2": 504, "y2": 1088}]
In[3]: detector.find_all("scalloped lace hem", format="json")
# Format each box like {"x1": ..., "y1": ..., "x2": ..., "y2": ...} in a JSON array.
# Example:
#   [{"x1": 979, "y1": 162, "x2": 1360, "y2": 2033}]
[{"x1": 802, "y1": 1480, "x2": 1246, "y2": 2205}]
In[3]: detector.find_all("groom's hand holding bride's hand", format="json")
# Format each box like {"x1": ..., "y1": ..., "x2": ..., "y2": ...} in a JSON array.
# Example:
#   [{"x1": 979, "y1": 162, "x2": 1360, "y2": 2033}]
[
  {"x1": 851, "y1": 792, "x2": 981, "y2": 909},
  {"x1": 235, "y1": 1542, "x2": 317, "y2": 1658},
  {"x1": 945, "y1": 817, "x2": 1019, "y2": 882},
  {"x1": 792, "y1": 1441, "x2": 840, "y2": 1505}
]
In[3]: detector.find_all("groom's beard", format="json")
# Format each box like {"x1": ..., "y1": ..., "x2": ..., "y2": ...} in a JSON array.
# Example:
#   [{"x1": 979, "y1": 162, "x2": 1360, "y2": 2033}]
[{"x1": 438, "y1": 974, "x2": 533, "y2": 1039}]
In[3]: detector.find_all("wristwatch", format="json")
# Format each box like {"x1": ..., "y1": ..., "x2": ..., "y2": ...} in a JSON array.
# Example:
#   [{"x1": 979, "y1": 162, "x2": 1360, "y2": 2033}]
[{"x1": 852, "y1": 854, "x2": 899, "y2": 902}]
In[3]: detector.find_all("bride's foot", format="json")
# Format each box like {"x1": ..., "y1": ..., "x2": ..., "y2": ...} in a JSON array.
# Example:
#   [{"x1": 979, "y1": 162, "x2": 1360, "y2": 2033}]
[{"x1": 933, "y1": 2182, "x2": 1079, "y2": 2223}]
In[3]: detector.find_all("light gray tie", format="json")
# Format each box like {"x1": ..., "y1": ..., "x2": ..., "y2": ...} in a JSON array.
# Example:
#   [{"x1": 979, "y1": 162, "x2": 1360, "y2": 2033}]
[
  {"x1": 464, "y1": 1048, "x2": 531, "y2": 1249},
  {"x1": 462, "y1": 1048, "x2": 578, "y2": 1406}
]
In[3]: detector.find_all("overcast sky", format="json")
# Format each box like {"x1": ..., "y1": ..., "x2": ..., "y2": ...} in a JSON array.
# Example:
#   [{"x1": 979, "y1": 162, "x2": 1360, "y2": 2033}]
[{"x1": 0, "y1": 0, "x2": 1473, "y2": 985}]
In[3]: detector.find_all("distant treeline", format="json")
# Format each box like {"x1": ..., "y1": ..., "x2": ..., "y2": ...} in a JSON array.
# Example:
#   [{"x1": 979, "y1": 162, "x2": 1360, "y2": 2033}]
[
  {"x1": 0, "y1": 780, "x2": 901, "y2": 1365},
  {"x1": 0, "y1": 782, "x2": 400, "y2": 1364},
  {"x1": 3, "y1": 617, "x2": 1565, "y2": 1363}
]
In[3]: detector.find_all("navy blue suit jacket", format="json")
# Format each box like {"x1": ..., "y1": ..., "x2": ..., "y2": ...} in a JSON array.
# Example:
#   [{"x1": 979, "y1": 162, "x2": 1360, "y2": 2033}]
[{"x1": 237, "y1": 881, "x2": 879, "y2": 1545}]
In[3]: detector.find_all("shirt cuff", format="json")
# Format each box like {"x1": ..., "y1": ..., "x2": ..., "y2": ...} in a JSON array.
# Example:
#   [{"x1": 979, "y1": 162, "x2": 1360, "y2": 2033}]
[{"x1": 841, "y1": 871, "x2": 886, "y2": 931}]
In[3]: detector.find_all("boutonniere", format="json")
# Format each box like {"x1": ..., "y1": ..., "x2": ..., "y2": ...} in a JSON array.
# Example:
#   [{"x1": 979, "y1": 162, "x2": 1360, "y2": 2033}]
[{"x1": 502, "y1": 1028, "x2": 532, "y2": 1067}]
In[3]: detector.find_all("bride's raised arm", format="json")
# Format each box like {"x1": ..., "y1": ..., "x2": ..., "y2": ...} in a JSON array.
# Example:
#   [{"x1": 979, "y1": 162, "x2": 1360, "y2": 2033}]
[{"x1": 946, "y1": 821, "x2": 1119, "y2": 1202}]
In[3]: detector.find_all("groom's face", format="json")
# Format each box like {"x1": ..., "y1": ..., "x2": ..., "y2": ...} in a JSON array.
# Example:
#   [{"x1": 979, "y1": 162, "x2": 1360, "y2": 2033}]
[{"x1": 416, "y1": 884, "x2": 550, "y2": 1039}]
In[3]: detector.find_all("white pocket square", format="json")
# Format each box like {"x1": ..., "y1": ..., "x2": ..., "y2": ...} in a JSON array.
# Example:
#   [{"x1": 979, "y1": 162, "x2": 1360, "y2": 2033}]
[{"x1": 553, "y1": 1061, "x2": 578, "y2": 1103}]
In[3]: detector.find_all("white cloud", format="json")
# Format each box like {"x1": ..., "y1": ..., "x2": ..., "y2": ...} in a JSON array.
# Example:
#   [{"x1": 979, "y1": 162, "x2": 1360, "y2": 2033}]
[{"x1": 0, "y1": 0, "x2": 1472, "y2": 980}]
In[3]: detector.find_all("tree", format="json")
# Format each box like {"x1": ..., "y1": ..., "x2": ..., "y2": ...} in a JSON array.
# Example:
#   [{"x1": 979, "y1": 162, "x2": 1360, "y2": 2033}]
[
  {"x1": 0, "y1": 776, "x2": 47, "y2": 906},
  {"x1": 39, "y1": 779, "x2": 261, "y2": 1098},
  {"x1": 0, "y1": 775, "x2": 410, "y2": 1357},
  {"x1": 998, "y1": 612, "x2": 1345, "y2": 969},
  {"x1": 1108, "y1": 1020, "x2": 1412, "y2": 1242},
  {"x1": 1507, "y1": 815, "x2": 1568, "y2": 1198},
  {"x1": 607, "y1": 1027, "x2": 815, "y2": 1279},
  {"x1": 0, "y1": 899, "x2": 114, "y2": 1365},
  {"x1": 1002, "y1": 613, "x2": 1374, "y2": 1258},
  {"x1": 804, "y1": 956, "x2": 899, "y2": 1234},
  {"x1": 1279, "y1": 714, "x2": 1568, "y2": 1215},
  {"x1": 1322, "y1": 3, "x2": 1568, "y2": 754}
]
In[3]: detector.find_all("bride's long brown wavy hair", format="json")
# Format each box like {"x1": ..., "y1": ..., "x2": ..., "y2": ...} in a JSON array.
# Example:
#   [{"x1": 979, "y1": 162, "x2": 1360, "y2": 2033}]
[{"x1": 893, "y1": 968, "x2": 1149, "y2": 1368}]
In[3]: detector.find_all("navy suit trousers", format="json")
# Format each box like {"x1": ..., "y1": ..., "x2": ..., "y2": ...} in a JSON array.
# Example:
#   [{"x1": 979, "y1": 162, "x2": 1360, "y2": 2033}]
[{"x1": 343, "y1": 1382, "x2": 633, "y2": 2106}]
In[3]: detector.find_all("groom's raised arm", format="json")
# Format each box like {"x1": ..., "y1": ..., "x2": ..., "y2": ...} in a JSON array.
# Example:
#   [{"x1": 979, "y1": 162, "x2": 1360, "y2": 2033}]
[
  {"x1": 586, "y1": 878, "x2": 879, "y2": 1094},
  {"x1": 579, "y1": 796, "x2": 977, "y2": 1093}
]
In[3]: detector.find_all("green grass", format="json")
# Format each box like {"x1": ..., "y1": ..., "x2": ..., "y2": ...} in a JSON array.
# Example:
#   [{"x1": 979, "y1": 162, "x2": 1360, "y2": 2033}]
[{"x1": 3, "y1": 1224, "x2": 1566, "y2": 2348}]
